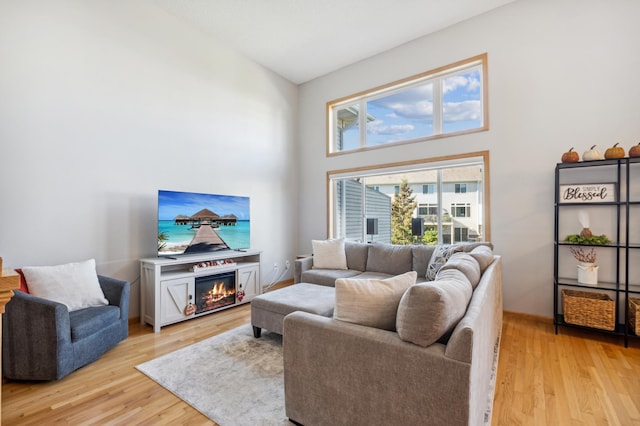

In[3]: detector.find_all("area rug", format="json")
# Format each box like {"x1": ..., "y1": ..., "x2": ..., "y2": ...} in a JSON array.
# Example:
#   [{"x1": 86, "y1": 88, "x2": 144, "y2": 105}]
[{"x1": 136, "y1": 324, "x2": 292, "y2": 426}]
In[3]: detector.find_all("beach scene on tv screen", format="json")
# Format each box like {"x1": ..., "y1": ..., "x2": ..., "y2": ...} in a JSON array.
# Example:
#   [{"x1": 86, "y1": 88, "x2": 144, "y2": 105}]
[{"x1": 158, "y1": 190, "x2": 250, "y2": 255}]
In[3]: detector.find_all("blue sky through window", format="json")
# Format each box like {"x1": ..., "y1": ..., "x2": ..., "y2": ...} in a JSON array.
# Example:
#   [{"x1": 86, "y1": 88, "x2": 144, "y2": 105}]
[{"x1": 336, "y1": 66, "x2": 482, "y2": 151}]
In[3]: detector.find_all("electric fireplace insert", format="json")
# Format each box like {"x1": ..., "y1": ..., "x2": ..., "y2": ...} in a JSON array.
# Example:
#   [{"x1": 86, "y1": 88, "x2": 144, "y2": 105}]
[{"x1": 194, "y1": 271, "x2": 236, "y2": 314}]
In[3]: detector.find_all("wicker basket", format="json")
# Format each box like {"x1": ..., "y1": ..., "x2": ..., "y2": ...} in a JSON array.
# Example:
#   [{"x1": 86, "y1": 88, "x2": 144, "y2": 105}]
[
  {"x1": 629, "y1": 297, "x2": 640, "y2": 336},
  {"x1": 562, "y1": 289, "x2": 615, "y2": 331}
]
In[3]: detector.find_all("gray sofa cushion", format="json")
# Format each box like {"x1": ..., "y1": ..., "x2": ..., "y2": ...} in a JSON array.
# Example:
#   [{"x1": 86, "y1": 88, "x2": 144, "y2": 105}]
[
  {"x1": 366, "y1": 243, "x2": 413, "y2": 276},
  {"x1": 396, "y1": 268, "x2": 472, "y2": 347},
  {"x1": 345, "y1": 241, "x2": 369, "y2": 271},
  {"x1": 439, "y1": 252, "x2": 481, "y2": 289},
  {"x1": 301, "y1": 268, "x2": 361, "y2": 287},
  {"x1": 469, "y1": 245, "x2": 494, "y2": 273},
  {"x1": 461, "y1": 241, "x2": 494, "y2": 252},
  {"x1": 411, "y1": 245, "x2": 436, "y2": 277}
]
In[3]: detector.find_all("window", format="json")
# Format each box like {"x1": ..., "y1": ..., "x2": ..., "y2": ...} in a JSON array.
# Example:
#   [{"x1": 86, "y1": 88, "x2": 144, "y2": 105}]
[
  {"x1": 454, "y1": 227, "x2": 469, "y2": 242},
  {"x1": 328, "y1": 152, "x2": 489, "y2": 245},
  {"x1": 422, "y1": 184, "x2": 435, "y2": 194},
  {"x1": 455, "y1": 183, "x2": 467, "y2": 193},
  {"x1": 451, "y1": 203, "x2": 471, "y2": 217},
  {"x1": 418, "y1": 204, "x2": 438, "y2": 216},
  {"x1": 328, "y1": 54, "x2": 488, "y2": 154}
]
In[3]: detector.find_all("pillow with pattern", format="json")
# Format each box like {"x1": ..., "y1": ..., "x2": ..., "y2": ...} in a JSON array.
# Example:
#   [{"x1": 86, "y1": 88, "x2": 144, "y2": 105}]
[{"x1": 425, "y1": 244, "x2": 464, "y2": 281}]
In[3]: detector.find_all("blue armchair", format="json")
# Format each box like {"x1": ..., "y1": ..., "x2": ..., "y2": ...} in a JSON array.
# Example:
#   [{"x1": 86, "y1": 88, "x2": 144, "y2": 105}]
[{"x1": 2, "y1": 275, "x2": 130, "y2": 380}]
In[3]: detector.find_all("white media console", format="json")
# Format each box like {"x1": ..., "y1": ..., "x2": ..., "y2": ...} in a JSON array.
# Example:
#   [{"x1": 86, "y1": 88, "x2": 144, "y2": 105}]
[{"x1": 140, "y1": 249, "x2": 261, "y2": 332}]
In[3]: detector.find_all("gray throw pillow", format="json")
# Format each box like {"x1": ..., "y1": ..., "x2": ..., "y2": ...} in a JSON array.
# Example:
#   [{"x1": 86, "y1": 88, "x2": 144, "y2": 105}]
[
  {"x1": 438, "y1": 252, "x2": 481, "y2": 289},
  {"x1": 366, "y1": 243, "x2": 413, "y2": 276},
  {"x1": 396, "y1": 269, "x2": 472, "y2": 347},
  {"x1": 469, "y1": 245, "x2": 494, "y2": 273},
  {"x1": 345, "y1": 241, "x2": 369, "y2": 271},
  {"x1": 411, "y1": 245, "x2": 436, "y2": 277}
]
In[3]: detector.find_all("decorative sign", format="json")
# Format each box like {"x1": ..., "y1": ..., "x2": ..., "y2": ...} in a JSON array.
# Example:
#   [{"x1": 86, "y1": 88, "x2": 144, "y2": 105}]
[{"x1": 559, "y1": 183, "x2": 616, "y2": 203}]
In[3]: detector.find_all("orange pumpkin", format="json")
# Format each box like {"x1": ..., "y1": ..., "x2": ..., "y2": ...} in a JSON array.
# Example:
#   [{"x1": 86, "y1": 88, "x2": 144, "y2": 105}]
[
  {"x1": 630, "y1": 143, "x2": 640, "y2": 158},
  {"x1": 561, "y1": 147, "x2": 579, "y2": 163},
  {"x1": 604, "y1": 143, "x2": 625, "y2": 159}
]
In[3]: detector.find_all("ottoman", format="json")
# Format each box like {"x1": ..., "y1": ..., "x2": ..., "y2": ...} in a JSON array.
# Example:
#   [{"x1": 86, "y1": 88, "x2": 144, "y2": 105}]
[{"x1": 251, "y1": 283, "x2": 335, "y2": 337}]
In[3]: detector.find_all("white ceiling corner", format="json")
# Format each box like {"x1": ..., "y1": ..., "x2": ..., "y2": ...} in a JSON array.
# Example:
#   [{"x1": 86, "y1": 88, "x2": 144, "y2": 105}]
[{"x1": 152, "y1": 0, "x2": 516, "y2": 84}]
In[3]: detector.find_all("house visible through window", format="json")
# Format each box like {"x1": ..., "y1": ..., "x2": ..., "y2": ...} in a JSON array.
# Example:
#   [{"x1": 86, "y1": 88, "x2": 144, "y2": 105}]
[
  {"x1": 328, "y1": 152, "x2": 489, "y2": 245},
  {"x1": 328, "y1": 54, "x2": 488, "y2": 155}
]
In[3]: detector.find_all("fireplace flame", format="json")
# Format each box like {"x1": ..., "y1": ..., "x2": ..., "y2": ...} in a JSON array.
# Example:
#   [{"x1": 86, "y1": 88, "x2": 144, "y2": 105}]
[{"x1": 203, "y1": 281, "x2": 235, "y2": 306}]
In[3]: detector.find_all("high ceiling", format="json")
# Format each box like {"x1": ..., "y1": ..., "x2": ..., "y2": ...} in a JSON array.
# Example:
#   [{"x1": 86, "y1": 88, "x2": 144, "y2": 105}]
[{"x1": 153, "y1": 0, "x2": 515, "y2": 84}]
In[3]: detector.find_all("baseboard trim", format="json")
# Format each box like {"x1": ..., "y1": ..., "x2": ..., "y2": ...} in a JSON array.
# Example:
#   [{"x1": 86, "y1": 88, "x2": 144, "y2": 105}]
[{"x1": 503, "y1": 310, "x2": 552, "y2": 323}]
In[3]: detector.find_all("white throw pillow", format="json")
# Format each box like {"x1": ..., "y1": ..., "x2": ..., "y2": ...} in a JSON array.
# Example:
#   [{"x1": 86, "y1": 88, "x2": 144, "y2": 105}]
[
  {"x1": 334, "y1": 271, "x2": 417, "y2": 331},
  {"x1": 312, "y1": 238, "x2": 348, "y2": 270},
  {"x1": 21, "y1": 259, "x2": 108, "y2": 312}
]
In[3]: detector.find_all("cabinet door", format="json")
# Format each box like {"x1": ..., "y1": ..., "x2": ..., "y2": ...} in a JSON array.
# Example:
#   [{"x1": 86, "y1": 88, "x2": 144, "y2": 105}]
[
  {"x1": 160, "y1": 276, "x2": 195, "y2": 325},
  {"x1": 237, "y1": 264, "x2": 260, "y2": 302}
]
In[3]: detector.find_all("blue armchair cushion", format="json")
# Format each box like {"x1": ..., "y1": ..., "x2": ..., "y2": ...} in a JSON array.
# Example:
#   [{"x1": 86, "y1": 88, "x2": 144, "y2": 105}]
[{"x1": 70, "y1": 305, "x2": 121, "y2": 341}]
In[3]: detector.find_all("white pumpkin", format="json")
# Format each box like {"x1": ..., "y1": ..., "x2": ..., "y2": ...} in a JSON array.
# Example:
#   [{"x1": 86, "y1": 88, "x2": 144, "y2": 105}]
[{"x1": 582, "y1": 145, "x2": 602, "y2": 161}]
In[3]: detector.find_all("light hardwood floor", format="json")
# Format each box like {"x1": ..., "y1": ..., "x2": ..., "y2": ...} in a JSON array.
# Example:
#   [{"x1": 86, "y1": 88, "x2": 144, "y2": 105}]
[{"x1": 3, "y1": 308, "x2": 640, "y2": 425}]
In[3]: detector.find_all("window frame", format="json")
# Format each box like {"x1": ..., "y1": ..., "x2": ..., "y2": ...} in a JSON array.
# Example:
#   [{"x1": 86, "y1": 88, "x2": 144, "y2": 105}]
[
  {"x1": 326, "y1": 54, "x2": 489, "y2": 156},
  {"x1": 326, "y1": 150, "x2": 491, "y2": 243},
  {"x1": 451, "y1": 203, "x2": 471, "y2": 218}
]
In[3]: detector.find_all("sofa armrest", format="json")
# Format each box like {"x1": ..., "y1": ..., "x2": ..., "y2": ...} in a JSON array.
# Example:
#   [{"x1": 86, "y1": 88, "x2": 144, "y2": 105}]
[
  {"x1": 283, "y1": 312, "x2": 471, "y2": 426},
  {"x1": 293, "y1": 257, "x2": 314, "y2": 283},
  {"x1": 2, "y1": 291, "x2": 73, "y2": 380},
  {"x1": 444, "y1": 255, "x2": 503, "y2": 426},
  {"x1": 98, "y1": 275, "x2": 130, "y2": 321}
]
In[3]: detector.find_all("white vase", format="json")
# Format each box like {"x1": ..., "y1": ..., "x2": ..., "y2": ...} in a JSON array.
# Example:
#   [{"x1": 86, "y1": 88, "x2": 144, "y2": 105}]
[{"x1": 577, "y1": 262, "x2": 598, "y2": 285}]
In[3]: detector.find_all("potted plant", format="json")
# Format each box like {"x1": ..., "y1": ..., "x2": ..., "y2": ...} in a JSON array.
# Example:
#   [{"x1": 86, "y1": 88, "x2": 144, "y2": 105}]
[{"x1": 570, "y1": 247, "x2": 598, "y2": 285}]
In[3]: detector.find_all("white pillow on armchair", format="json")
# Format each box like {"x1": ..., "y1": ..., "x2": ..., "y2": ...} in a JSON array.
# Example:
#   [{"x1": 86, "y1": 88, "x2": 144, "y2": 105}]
[{"x1": 21, "y1": 259, "x2": 108, "y2": 311}]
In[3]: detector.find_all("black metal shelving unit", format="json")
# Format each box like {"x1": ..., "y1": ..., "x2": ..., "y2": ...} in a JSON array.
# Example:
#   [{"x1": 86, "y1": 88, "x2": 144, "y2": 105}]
[{"x1": 554, "y1": 157, "x2": 640, "y2": 347}]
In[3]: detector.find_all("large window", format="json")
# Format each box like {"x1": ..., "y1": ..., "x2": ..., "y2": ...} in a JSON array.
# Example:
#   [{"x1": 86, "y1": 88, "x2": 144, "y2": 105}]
[
  {"x1": 328, "y1": 152, "x2": 489, "y2": 245},
  {"x1": 328, "y1": 54, "x2": 488, "y2": 155}
]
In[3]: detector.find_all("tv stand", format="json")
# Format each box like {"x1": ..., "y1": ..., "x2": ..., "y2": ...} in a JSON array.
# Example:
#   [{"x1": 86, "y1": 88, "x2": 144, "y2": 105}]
[{"x1": 140, "y1": 249, "x2": 261, "y2": 332}]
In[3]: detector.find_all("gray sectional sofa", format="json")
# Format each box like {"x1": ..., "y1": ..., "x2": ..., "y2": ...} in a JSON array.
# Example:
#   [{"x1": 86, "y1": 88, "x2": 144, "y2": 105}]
[
  {"x1": 285, "y1": 241, "x2": 503, "y2": 426},
  {"x1": 294, "y1": 240, "x2": 492, "y2": 286}
]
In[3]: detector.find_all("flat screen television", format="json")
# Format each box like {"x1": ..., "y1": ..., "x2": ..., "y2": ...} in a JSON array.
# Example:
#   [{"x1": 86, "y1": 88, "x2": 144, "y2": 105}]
[{"x1": 157, "y1": 190, "x2": 250, "y2": 256}]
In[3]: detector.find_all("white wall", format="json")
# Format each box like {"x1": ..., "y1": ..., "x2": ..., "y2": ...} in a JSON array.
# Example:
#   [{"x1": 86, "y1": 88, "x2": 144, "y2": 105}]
[
  {"x1": 297, "y1": 0, "x2": 640, "y2": 316},
  {"x1": 0, "y1": 1, "x2": 299, "y2": 317}
]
